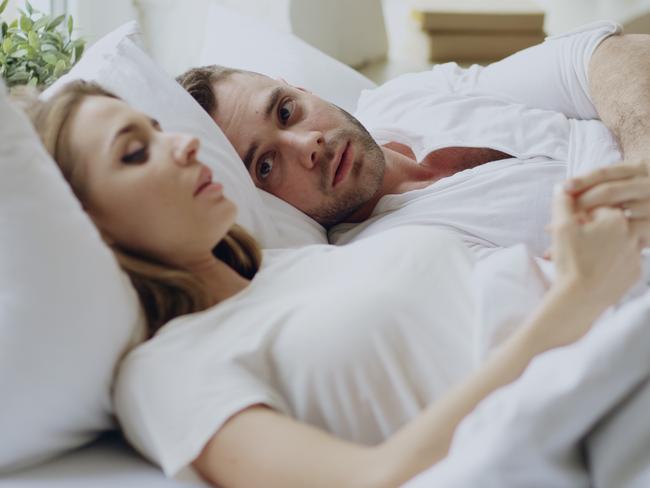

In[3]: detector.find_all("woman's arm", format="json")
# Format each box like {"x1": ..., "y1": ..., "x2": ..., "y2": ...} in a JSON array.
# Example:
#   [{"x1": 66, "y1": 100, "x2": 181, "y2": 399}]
[
  {"x1": 193, "y1": 190, "x2": 643, "y2": 488},
  {"x1": 192, "y1": 405, "x2": 383, "y2": 488},
  {"x1": 192, "y1": 284, "x2": 610, "y2": 488}
]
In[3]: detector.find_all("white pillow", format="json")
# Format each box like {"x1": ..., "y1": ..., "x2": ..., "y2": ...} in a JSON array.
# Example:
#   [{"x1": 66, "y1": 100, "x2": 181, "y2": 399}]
[
  {"x1": 196, "y1": 3, "x2": 378, "y2": 246},
  {"x1": 197, "y1": 3, "x2": 376, "y2": 113},
  {"x1": 0, "y1": 82, "x2": 143, "y2": 472},
  {"x1": 45, "y1": 21, "x2": 281, "y2": 248}
]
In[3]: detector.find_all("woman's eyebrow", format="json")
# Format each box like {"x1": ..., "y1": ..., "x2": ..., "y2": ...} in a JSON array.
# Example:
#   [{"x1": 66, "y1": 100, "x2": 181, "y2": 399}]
[
  {"x1": 111, "y1": 124, "x2": 136, "y2": 147},
  {"x1": 111, "y1": 118, "x2": 160, "y2": 147}
]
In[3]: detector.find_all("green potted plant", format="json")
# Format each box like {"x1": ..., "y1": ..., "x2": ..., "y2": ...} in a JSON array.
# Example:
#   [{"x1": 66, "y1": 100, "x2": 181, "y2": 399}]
[{"x1": 0, "y1": 0, "x2": 85, "y2": 88}]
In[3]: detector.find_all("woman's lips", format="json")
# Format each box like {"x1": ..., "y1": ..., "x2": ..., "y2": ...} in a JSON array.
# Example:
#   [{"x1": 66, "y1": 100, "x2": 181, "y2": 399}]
[
  {"x1": 196, "y1": 181, "x2": 224, "y2": 197},
  {"x1": 194, "y1": 165, "x2": 213, "y2": 196},
  {"x1": 332, "y1": 141, "x2": 353, "y2": 188}
]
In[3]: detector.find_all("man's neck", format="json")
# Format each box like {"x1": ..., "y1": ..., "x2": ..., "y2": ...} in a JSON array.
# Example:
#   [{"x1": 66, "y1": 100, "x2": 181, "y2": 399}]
[
  {"x1": 343, "y1": 143, "x2": 514, "y2": 224},
  {"x1": 344, "y1": 144, "x2": 428, "y2": 223}
]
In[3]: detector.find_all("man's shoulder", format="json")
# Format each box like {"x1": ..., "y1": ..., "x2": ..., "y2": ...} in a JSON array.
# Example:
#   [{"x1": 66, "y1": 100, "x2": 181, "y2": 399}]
[{"x1": 355, "y1": 63, "x2": 466, "y2": 116}]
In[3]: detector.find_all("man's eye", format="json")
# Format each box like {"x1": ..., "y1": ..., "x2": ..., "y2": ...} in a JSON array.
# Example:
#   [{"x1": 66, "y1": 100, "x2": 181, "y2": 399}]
[
  {"x1": 122, "y1": 146, "x2": 149, "y2": 164},
  {"x1": 257, "y1": 154, "x2": 274, "y2": 181},
  {"x1": 278, "y1": 99, "x2": 294, "y2": 125}
]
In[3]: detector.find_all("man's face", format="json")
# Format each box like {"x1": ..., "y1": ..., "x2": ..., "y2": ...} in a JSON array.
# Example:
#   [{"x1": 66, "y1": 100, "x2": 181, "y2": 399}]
[{"x1": 211, "y1": 73, "x2": 385, "y2": 227}]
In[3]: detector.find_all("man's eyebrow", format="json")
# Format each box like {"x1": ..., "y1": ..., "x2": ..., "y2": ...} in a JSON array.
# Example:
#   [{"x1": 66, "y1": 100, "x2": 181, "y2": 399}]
[
  {"x1": 264, "y1": 86, "x2": 284, "y2": 120},
  {"x1": 242, "y1": 86, "x2": 285, "y2": 171},
  {"x1": 242, "y1": 142, "x2": 259, "y2": 171}
]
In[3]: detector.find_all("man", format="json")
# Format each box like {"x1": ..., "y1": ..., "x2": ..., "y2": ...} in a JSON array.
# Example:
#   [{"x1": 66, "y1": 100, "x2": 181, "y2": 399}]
[{"x1": 178, "y1": 21, "x2": 650, "y2": 257}]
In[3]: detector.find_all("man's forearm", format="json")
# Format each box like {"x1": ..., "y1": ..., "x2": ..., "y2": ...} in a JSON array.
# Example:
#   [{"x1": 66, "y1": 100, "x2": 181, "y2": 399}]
[{"x1": 589, "y1": 34, "x2": 650, "y2": 160}]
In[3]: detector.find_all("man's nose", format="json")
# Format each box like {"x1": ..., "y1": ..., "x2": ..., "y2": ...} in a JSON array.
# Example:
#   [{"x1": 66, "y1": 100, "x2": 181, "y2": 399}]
[
  {"x1": 281, "y1": 130, "x2": 324, "y2": 169},
  {"x1": 172, "y1": 134, "x2": 200, "y2": 166}
]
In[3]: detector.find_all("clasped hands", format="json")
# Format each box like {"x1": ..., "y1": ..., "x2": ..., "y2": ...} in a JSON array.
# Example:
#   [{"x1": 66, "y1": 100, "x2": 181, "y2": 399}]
[{"x1": 545, "y1": 160, "x2": 649, "y2": 308}]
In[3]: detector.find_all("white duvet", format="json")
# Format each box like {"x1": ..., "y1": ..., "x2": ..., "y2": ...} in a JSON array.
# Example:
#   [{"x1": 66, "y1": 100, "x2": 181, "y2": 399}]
[{"x1": 405, "y1": 246, "x2": 650, "y2": 487}]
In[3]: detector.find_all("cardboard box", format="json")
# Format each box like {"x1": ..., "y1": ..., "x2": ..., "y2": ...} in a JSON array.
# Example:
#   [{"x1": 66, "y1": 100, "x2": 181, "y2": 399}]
[
  {"x1": 427, "y1": 31, "x2": 545, "y2": 62},
  {"x1": 413, "y1": 0, "x2": 545, "y2": 33}
]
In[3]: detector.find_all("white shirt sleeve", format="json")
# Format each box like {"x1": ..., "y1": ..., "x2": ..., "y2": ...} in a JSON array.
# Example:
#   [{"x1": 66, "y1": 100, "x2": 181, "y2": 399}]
[{"x1": 472, "y1": 21, "x2": 622, "y2": 120}]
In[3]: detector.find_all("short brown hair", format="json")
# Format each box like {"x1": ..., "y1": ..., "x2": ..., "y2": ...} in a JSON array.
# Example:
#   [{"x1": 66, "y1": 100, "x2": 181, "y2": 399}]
[{"x1": 176, "y1": 65, "x2": 253, "y2": 117}]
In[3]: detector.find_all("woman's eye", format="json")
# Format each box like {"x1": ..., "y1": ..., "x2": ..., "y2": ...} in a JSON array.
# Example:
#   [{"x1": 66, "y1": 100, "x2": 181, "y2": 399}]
[
  {"x1": 278, "y1": 99, "x2": 294, "y2": 125},
  {"x1": 257, "y1": 155, "x2": 274, "y2": 181},
  {"x1": 121, "y1": 146, "x2": 149, "y2": 164}
]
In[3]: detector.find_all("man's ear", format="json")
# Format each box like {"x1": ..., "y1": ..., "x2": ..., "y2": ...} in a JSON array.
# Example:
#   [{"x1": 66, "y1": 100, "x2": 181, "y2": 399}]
[{"x1": 277, "y1": 77, "x2": 311, "y2": 94}]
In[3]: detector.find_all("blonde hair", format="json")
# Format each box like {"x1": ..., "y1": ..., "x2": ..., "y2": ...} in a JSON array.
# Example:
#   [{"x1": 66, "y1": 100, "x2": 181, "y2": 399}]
[{"x1": 27, "y1": 80, "x2": 261, "y2": 338}]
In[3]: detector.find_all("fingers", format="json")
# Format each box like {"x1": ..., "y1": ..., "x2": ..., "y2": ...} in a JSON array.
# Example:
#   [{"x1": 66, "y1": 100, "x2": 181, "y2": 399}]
[
  {"x1": 620, "y1": 200, "x2": 650, "y2": 220},
  {"x1": 574, "y1": 177, "x2": 650, "y2": 211},
  {"x1": 565, "y1": 163, "x2": 647, "y2": 195},
  {"x1": 551, "y1": 183, "x2": 575, "y2": 227},
  {"x1": 629, "y1": 219, "x2": 650, "y2": 248}
]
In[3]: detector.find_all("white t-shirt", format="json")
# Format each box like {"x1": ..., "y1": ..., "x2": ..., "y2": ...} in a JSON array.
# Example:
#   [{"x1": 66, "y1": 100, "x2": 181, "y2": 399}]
[
  {"x1": 114, "y1": 227, "x2": 479, "y2": 480},
  {"x1": 330, "y1": 21, "x2": 623, "y2": 258}
]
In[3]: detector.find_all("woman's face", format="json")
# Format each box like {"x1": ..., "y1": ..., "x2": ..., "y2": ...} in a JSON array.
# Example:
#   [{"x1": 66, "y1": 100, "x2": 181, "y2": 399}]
[{"x1": 65, "y1": 95, "x2": 237, "y2": 268}]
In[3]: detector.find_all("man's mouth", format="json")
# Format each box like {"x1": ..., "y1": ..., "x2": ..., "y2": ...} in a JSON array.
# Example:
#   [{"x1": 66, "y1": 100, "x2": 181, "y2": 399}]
[{"x1": 332, "y1": 141, "x2": 353, "y2": 188}]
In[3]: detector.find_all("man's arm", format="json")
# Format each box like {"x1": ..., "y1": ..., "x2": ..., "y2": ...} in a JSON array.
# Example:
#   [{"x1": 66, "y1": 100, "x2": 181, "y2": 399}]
[
  {"x1": 474, "y1": 21, "x2": 620, "y2": 119},
  {"x1": 589, "y1": 34, "x2": 650, "y2": 162}
]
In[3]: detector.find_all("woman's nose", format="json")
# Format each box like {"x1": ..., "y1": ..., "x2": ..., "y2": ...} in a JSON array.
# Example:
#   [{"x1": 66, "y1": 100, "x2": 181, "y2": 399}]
[{"x1": 173, "y1": 134, "x2": 200, "y2": 166}]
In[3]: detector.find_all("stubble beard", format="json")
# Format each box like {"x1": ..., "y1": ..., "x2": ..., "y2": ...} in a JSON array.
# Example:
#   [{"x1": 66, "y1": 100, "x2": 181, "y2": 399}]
[{"x1": 308, "y1": 106, "x2": 385, "y2": 228}]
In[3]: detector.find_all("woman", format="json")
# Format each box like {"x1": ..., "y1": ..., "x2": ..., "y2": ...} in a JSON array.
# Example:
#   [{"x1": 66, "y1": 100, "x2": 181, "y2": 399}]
[{"x1": 30, "y1": 80, "x2": 645, "y2": 487}]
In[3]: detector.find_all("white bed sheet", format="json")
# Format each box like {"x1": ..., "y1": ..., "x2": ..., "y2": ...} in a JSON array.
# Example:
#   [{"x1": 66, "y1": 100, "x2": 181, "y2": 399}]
[{"x1": 0, "y1": 432, "x2": 205, "y2": 488}]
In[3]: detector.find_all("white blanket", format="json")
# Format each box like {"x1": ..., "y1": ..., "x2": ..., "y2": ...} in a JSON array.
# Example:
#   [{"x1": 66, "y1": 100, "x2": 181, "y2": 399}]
[{"x1": 404, "y1": 247, "x2": 650, "y2": 487}]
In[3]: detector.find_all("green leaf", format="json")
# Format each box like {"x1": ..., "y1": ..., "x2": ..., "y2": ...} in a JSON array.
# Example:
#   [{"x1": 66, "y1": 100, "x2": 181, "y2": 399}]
[
  {"x1": 33, "y1": 16, "x2": 50, "y2": 32},
  {"x1": 19, "y1": 14, "x2": 33, "y2": 32},
  {"x1": 7, "y1": 70, "x2": 30, "y2": 82},
  {"x1": 73, "y1": 42, "x2": 84, "y2": 62},
  {"x1": 28, "y1": 30, "x2": 38, "y2": 49},
  {"x1": 53, "y1": 58, "x2": 66, "y2": 77},
  {"x1": 0, "y1": 0, "x2": 8, "y2": 16},
  {"x1": 67, "y1": 15, "x2": 73, "y2": 36},
  {"x1": 25, "y1": 0, "x2": 33, "y2": 16},
  {"x1": 46, "y1": 15, "x2": 65, "y2": 32},
  {"x1": 11, "y1": 48, "x2": 28, "y2": 58},
  {"x1": 2, "y1": 37, "x2": 12, "y2": 53},
  {"x1": 42, "y1": 52, "x2": 57, "y2": 65}
]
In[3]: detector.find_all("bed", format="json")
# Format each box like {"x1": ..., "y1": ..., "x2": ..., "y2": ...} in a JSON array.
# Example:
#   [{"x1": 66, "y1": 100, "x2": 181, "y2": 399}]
[
  {"x1": 0, "y1": 433, "x2": 204, "y2": 488},
  {"x1": 4, "y1": 2, "x2": 650, "y2": 487}
]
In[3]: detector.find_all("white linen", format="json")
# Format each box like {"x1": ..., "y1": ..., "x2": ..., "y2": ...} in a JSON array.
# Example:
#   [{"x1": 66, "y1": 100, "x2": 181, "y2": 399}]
[
  {"x1": 196, "y1": 3, "x2": 376, "y2": 116},
  {"x1": 587, "y1": 377, "x2": 650, "y2": 488},
  {"x1": 0, "y1": 432, "x2": 205, "y2": 488},
  {"x1": 0, "y1": 80, "x2": 143, "y2": 472},
  {"x1": 404, "y1": 287, "x2": 650, "y2": 487},
  {"x1": 114, "y1": 227, "x2": 479, "y2": 479},
  {"x1": 330, "y1": 21, "x2": 622, "y2": 257}
]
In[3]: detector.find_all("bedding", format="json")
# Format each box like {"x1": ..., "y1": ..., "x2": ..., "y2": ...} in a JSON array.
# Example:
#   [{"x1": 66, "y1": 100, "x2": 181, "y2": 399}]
[
  {"x1": 403, "y1": 248, "x2": 650, "y2": 487},
  {"x1": 0, "y1": 80, "x2": 143, "y2": 472},
  {"x1": 0, "y1": 432, "x2": 205, "y2": 487}
]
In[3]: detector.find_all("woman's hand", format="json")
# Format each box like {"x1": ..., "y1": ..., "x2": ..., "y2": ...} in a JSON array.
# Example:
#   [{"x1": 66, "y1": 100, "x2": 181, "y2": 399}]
[
  {"x1": 550, "y1": 184, "x2": 643, "y2": 312},
  {"x1": 565, "y1": 162, "x2": 650, "y2": 245}
]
